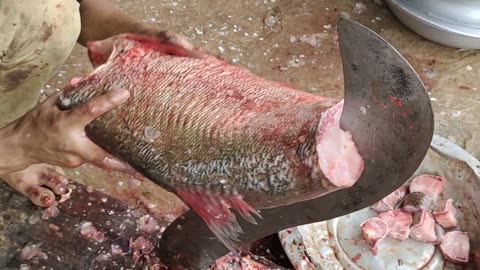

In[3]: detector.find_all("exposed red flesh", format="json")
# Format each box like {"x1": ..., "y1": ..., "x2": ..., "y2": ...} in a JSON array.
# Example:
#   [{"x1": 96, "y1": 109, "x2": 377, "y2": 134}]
[
  {"x1": 440, "y1": 231, "x2": 470, "y2": 264},
  {"x1": 175, "y1": 186, "x2": 261, "y2": 252},
  {"x1": 409, "y1": 174, "x2": 444, "y2": 202},
  {"x1": 371, "y1": 186, "x2": 408, "y2": 213},
  {"x1": 79, "y1": 222, "x2": 105, "y2": 243},
  {"x1": 70, "y1": 77, "x2": 81, "y2": 85},
  {"x1": 401, "y1": 192, "x2": 431, "y2": 213},
  {"x1": 130, "y1": 236, "x2": 154, "y2": 262},
  {"x1": 136, "y1": 215, "x2": 159, "y2": 234},
  {"x1": 433, "y1": 199, "x2": 457, "y2": 229},
  {"x1": 20, "y1": 244, "x2": 42, "y2": 260},
  {"x1": 377, "y1": 209, "x2": 412, "y2": 240},
  {"x1": 409, "y1": 210, "x2": 437, "y2": 243},
  {"x1": 316, "y1": 101, "x2": 364, "y2": 188},
  {"x1": 360, "y1": 217, "x2": 388, "y2": 253}
]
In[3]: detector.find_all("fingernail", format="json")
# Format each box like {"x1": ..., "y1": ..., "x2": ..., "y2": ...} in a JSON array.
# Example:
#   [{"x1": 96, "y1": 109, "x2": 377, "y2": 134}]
[
  {"x1": 40, "y1": 193, "x2": 52, "y2": 204},
  {"x1": 104, "y1": 156, "x2": 133, "y2": 171},
  {"x1": 57, "y1": 185, "x2": 66, "y2": 194},
  {"x1": 60, "y1": 177, "x2": 69, "y2": 185}
]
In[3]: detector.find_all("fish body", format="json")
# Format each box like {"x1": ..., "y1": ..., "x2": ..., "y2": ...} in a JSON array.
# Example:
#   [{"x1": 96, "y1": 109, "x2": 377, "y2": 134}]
[{"x1": 58, "y1": 34, "x2": 364, "y2": 251}]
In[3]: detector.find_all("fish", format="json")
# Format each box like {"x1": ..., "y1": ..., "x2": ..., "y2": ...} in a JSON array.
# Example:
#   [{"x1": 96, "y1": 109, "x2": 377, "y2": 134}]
[
  {"x1": 377, "y1": 209, "x2": 412, "y2": 240},
  {"x1": 57, "y1": 33, "x2": 365, "y2": 252},
  {"x1": 408, "y1": 174, "x2": 444, "y2": 202},
  {"x1": 433, "y1": 199, "x2": 457, "y2": 229},
  {"x1": 409, "y1": 210, "x2": 437, "y2": 243},
  {"x1": 370, "y1": 185, "x2": 408, "y2": 213},
  {"x1": 401, "y1": 191, "x2": 432, "y2": 213},
  {"x1": 360, "y1": 217, "x2": 388, "y2": 254},
  {"x1": 440, "y1": 231, "x2": 470, "y2": 264}
]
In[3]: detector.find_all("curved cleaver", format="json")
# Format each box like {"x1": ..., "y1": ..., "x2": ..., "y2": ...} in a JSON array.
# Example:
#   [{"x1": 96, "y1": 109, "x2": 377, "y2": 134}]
[{"x1": 156, "y1": 17, "x2": 434, "y2": 269}]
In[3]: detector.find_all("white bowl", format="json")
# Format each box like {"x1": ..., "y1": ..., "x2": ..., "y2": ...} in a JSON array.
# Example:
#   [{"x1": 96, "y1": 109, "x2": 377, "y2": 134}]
[{"x1": 385, "y1": 0, "x2": 480, "y2": 49}]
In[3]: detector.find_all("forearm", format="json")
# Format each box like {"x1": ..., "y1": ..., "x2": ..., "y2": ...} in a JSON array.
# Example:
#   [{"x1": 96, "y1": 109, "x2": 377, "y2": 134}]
[
  {"x1": 0, "y1": 122, "x2": 32, "y2": 175},
  {"x1": 77, "y1": 0, "x2": 153, "y2": 46}
]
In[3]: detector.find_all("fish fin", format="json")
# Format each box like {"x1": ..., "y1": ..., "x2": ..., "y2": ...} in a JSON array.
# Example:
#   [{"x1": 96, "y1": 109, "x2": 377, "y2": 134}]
[{"x1": 175, "y1": 186, "x2": 261, "y2": 252}]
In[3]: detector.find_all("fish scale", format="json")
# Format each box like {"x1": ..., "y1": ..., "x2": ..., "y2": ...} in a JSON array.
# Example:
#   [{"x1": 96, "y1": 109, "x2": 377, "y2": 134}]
[{"x1": 58, "y1": 33, "x2": 364, "y2": 252}]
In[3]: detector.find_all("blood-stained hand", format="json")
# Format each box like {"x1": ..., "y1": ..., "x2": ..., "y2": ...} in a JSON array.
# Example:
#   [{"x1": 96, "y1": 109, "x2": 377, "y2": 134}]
[{"x1": 0, "y1": 86, "x2": 133, "y2": 175}]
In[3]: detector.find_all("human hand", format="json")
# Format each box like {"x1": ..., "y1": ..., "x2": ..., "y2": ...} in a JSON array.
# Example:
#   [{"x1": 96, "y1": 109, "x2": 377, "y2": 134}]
[
  {"x1": 9, "y1": 87, "x2": 133, "y2": 173},
  {"x1": 86, "y1": 27, "x2": 205, "y2": 68}
]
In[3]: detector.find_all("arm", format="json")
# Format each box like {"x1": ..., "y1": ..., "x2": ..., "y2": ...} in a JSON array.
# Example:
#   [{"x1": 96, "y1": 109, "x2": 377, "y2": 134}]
[
  {"x1": 77, "y1": 0, "x2": 150, "y2": 46},
  {"x1": 76, "y1": 0, "x2": 193, "y2": 49}
]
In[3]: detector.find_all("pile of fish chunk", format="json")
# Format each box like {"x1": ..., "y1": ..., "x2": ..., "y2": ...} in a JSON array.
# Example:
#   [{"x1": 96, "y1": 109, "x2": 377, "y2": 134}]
[{"x1": 360, "y1": 174, "x2": 470, "y2": 264}]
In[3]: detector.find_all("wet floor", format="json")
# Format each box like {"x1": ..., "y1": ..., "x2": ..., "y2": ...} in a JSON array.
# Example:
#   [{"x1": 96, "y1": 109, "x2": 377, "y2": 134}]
[{"x1": 2, "y1": 0, "x2": 480, "y2": 269}]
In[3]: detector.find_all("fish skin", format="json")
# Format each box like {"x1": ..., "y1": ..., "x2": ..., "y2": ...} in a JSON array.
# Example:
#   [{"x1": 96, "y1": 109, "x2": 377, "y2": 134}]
[{"x1": 57, "y1": 34, "x2": 362, "y2": 251}]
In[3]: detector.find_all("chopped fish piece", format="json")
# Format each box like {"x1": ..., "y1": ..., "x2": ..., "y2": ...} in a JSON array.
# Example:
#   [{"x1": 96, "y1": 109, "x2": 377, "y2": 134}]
[
  {"x1": 409, "y1": 174, "x2": 444, "y2": 202},
  {"x1": 377, "y1": 209, "x2": 412, "y2": 240},
  {"x1": 440, "y1": 231, "x2": 469, "y2": 264},
  {"x1": 401, "y1": 192, "x2": 431, "y2": 213},
  {"x1": 410, "y1": 210, "x2": 437, "y2": 243},
  {"x1": 371, "y1": 186, "x2": 408, "y2": 213},
  {"x1": 433, "y1": 199, "x2": 457, "y2": 229},
  {"x1": 360, "y1": 217, "x2": 388, "y2": 253}
]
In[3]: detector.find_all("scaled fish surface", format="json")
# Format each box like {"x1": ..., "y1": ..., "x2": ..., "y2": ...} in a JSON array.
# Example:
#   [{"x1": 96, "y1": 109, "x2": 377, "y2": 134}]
[{"x1": 57, "y1": 33, "x2": 364, "y2": 252}]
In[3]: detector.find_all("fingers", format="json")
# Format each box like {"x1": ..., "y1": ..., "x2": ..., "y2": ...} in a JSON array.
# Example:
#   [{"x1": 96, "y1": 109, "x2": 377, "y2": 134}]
[
  {"x1": 40, "y1": 168, "x2": 68, "y2": 195},
  {"x1": 43, "y1": 91, "x2": 62, "y2": 106},
  {"x1": 78, "y1": 139, "x2": 135, "y2": 174},
  {"x1": 5, "y1": 177, "x2": 56, "y2": 207},
  {"x1": 157, "y1": 30, "x2": 194, "y2": 51},
  {"x1": 27, "y1": 186, "x2": 56, "y2": 207},
  {"x1": 68, "y1": 87, "x2": 130, "y2": 126}
]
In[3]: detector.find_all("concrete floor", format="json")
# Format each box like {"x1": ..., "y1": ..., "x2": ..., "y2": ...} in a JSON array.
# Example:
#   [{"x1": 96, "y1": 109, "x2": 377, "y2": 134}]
[{"x1": 5, "y1": 0, "x2": 480, "y2": 268}]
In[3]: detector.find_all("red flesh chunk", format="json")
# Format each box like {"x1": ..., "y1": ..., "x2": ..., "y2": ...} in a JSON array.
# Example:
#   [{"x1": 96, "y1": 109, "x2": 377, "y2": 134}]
[
  {"x1": 316, "y1": 101, "x2": 364, "y2": 188},
  {"x1": 409, "y1": 210, "x2": 437, "y2": 243},
  {"x1": 371, "y1": 186, "x2": 408, "y2": 213},
  {"x1": 360, "y1": 217, "x2": 388, "y2": 251},
  {"x1": 377, "y1": 209, "x2": 412, "y2": 240},
  {"x1": 440, "y1": 231, "x2": 470, "y2": 264},
  {"x1": 409, "y1": 174, "x2": 444, "y2": 202},
  {"x1": 433, "y1": 199, "x2": 457, "y2": 229}
]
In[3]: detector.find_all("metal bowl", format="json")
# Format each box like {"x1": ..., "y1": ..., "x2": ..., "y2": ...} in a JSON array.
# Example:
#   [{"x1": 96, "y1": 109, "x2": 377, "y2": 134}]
[
  {"x1": 385, "y1": 0, "x2": 480, "y2": 49},
  {"x1": 280, "y1": 135, "x2": 480, "y2": 269}
]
